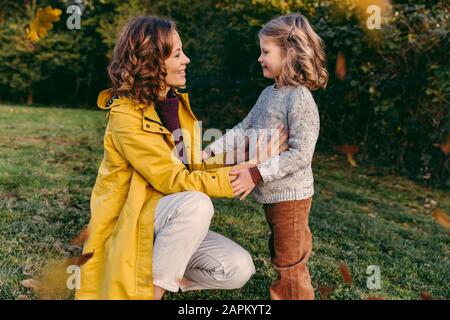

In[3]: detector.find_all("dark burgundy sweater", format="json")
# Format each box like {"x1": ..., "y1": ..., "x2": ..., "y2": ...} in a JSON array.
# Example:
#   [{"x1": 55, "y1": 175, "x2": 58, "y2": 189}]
[{"x1": 155, "y1": 90, "x2": 185, "y2": 162}]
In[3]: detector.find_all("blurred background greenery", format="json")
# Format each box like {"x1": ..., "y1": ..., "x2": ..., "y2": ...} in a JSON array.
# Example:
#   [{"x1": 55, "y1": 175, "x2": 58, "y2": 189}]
[{"x1": 0, "y1": 0, "x2": 448, "y2": 187}]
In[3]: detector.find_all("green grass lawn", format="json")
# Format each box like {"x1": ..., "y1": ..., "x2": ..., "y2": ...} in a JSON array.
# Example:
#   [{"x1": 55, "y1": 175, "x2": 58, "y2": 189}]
[{"x1": 0, "y1": 104, "x2": 449, "y2": 300}]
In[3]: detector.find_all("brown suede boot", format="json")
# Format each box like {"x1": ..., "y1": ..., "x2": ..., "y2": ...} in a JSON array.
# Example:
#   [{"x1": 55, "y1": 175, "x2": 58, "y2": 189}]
[{"x1": 264, "y1": 197, "x2": 314, "y2": 300}]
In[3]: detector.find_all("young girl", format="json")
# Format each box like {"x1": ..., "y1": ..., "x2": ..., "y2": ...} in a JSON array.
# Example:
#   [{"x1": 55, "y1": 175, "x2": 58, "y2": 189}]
[{"x1": 204, "y1": 14, "x2": 328, "y2": 300}]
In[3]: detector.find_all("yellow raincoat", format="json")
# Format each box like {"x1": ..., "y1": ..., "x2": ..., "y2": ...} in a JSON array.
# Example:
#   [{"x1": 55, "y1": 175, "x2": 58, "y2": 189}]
[{"x1": 75, "y1": 89, "x2": 233, "y2": 300}]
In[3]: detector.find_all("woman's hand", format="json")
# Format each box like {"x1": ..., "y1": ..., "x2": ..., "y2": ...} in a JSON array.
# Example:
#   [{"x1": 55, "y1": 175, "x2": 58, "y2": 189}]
[{"x1": 229, "y1": 167, "x2": 255, "y2": 200}]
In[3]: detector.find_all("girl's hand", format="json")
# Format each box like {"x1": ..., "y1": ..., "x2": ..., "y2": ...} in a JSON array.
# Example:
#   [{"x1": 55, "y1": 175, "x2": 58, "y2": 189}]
[
  {"x1": 249, "y1": 124, "x2": 289, "y2": 165},
  {"x1": 229, "y1": 167, "x2": 255, "y2": 200}
]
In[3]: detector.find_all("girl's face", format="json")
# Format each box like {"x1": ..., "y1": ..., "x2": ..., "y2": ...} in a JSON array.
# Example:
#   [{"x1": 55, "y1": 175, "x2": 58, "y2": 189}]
[
  {"x1": 164, "y1": 31, "x2": 190, "y2": 94},
  {"x1": 258, "y1": 37, "x2": 285, "y2": 84}
]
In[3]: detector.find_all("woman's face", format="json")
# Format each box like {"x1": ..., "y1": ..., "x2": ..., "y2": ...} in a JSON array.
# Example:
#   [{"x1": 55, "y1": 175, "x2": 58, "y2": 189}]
[
  {"x1": 258, "y1": 36, "x2": 284, "y2": 82},
  {"x1": 164, "y1": 31, "x2": 190, "y2": 93}
]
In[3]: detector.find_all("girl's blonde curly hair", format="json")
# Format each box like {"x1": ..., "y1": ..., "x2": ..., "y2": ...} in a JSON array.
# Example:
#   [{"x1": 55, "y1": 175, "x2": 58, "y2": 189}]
[
  {"x1": 259, "y1": 14, "x2": 329, "y2": 90},
  {"x1": 108, "y1": 16, "x2": 176, "y2": 106}
]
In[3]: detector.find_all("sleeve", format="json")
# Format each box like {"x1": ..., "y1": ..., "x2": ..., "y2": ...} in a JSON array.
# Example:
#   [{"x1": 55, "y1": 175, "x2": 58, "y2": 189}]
[
  {"x1": 206, "y1": 92, "x2": 264, "y2": 156},
  {"x1": 206, "y1": 113, "x2": 253, "y2": 156},
  {"x1": 256, "y1": 88, "x2": 320, "y2": 183},
  {"x1": 109, "y1": 109, "x2": 234, "y2": 198},
  {"x1": 189, "y1": 151, "x2": 228, "y2": 171}
]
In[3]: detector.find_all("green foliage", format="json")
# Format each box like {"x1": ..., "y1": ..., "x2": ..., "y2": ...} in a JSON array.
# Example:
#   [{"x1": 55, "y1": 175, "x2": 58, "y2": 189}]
[
  {"x1": 0, "y1": 0, "x2": 108, "y2": 105},
  {"x1": 0, "y1": 0, "x2": 448, "y2": 186},
  {"x1": 312, "y1": 1, "x2": 449, "y2": 187}
]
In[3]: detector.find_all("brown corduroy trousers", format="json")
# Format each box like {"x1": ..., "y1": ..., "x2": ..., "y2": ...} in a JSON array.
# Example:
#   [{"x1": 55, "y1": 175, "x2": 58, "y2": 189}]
[{"x1": 263, "y1": 197, "x2": 314, "y2": 300}]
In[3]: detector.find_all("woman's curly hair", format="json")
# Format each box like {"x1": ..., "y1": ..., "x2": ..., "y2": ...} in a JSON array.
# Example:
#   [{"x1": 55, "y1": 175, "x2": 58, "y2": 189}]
[
  {"x1": 108, "y1": 16, "x2": 176, "y2": 106},
  {"x1": 259, "y1": 14, "x2": 328, "y2": 90}
]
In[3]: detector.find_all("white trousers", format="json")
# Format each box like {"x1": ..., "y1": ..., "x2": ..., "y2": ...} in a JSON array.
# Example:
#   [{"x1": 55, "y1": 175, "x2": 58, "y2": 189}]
[{"x1": 152, "y1": 191, "x2": 256, "y2": 292}]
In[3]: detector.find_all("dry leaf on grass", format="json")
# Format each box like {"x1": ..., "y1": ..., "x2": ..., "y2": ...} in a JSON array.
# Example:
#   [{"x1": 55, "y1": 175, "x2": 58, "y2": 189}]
[
  {"x1": 339, "y1": 263, "x2": 353, "y2": 284},
  {"x1": 71, "y1": 227, "x2": 89, "y2": 246},
  {"x1": 431, "y1": 208, "x2": 450, "y2": 229},
  {"x1": 335, "y1": 144, "x2": 359, "y2": 167},
  {"x1": 21, "y1": 278, "x2": 41, "y2": 290},
  {"x1": 317, "y1": 286, "x2": 335, "y2": 300},
  {"x1": 420, "y1": 291, "x2": 434, "y2": 300},
  {"x1": 365, "y1": 295, "x2": 385, "y2": 300}
]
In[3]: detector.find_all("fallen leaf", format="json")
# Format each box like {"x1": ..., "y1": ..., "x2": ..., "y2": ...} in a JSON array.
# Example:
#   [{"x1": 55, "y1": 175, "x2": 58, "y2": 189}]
[
  {"x1": 420, "y1": 291, "x2": 434, "y2": 300},
  {"x1": 317, "y1": 286, "x2": 335, "y2": 300},
  {"x1": 71, "y1": 227, "x2": 89, "y2": 246},
  {"x1": 433, "y1": 133, "x2": 450, "y2": 155},
  {"x1": 366, "y1": 295, "x2": 385, "y2": 300},
  {"x1": 21, "y1": 278, "x2": 41, "y2": 290},
  {"x1": 431, "y1": 208, "x2": 450, "y2": 229},
  {"x1": 346, "y1": 153, "x2": 358, "y2": 167},
  {"x1": 339, "y1": 263, "x2": 353, "y2": 284},
  {"x1": 335, "y1": 144, "x2": 359, "y2": 167},
  {"x1": 73, "y1": 252, "x2": 94, "y2": 266}
]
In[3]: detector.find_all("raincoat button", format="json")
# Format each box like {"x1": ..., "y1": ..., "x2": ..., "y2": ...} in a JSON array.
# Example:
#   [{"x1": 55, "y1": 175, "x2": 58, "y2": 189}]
[
  {"x1": 212, "y1": 175, "x2": 216, "y2": 179},
  {"x1": 145, "y1": 124, "x2": 150, "y2": 128},
  {"x1": 159, "y1": 127, "x2": 163, "y2": 131}
]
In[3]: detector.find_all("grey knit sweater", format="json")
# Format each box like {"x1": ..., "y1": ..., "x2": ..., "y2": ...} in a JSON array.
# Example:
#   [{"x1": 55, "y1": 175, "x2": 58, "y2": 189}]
[{"x1": 207, "y1": 84, "x2": 320, "y2": 203}]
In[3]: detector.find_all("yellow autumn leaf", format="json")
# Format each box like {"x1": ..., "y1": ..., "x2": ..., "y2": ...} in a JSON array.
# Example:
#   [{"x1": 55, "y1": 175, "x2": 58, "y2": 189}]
[
  {"x1": 346, "y1": 153, "x2": 358, "y2": 168},
  {"x1": 336, "y1": 144, "x2": 359, "y2": 167},
  {"x1": 26, "y1": 6, "x2": 62, "y2": 42},
  {"x1": 432, "y1": 208, "x2": 450, "y2": 229}
]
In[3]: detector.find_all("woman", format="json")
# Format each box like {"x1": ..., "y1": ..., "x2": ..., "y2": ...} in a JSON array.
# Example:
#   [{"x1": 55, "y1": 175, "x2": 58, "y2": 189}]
[{"x1": 75, "y1": 16, "x2": 286, "y2": 300}]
